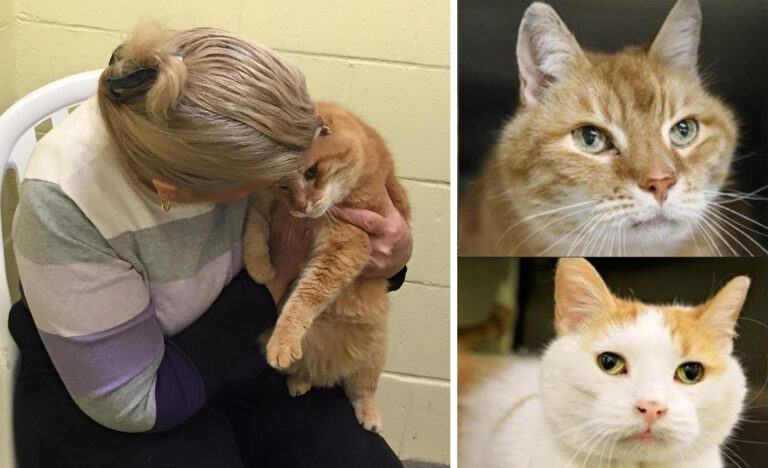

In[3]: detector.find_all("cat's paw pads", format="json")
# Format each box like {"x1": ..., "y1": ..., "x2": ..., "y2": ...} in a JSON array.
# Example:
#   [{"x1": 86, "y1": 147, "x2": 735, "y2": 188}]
[
  {"x1": 352, "y1": 400, "x2": 382, "y2": 433},
  {"x1": 287, "y1": 376, "x2": 312, "y2": 397},
  {"x1": 246, "y1": 261, "x2": 276, "y2": 284},
  {"x1": 266, "y1": 334, "x2": 302, "y2": 370}
]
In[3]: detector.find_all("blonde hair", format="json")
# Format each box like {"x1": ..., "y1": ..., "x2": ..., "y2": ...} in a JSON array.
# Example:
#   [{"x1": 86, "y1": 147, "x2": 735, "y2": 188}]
[{"x1": 98, "y1": 23, "x2": 317, "y2": 193}]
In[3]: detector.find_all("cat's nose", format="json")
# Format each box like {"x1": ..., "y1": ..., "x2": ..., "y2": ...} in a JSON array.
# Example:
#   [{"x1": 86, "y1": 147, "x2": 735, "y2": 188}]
[
  {"x1": 640, "y1": 174, "x2": 677, "y2": 203},
  {"x1": 635, "y1": 400, "x2": 668, "y2": 425},
  {"x1": 295, "y1": 200, "x2": 308, "y2": 213}
]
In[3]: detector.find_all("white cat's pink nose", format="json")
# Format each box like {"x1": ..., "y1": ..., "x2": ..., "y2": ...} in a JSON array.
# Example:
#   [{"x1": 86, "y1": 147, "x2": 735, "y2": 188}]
[{"x1": 635, "y1": 401, "x2": 667, "y2": 424}]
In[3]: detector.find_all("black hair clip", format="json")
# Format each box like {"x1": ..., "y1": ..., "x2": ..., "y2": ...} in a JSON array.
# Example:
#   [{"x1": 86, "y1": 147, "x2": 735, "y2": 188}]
[{"x1": 106, "y1": 44, "x2": 158, "y2": 102}]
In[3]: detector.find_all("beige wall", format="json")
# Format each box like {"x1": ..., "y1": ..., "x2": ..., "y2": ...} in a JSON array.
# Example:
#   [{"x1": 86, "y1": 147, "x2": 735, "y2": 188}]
[{"x1": 0, "y1": 0, "x2": 449, "y2": 463}]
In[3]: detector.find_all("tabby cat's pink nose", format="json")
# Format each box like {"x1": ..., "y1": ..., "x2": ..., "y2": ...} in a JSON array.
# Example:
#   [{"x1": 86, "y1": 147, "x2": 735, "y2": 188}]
[
  {"x1": 635, "y1": 401, "x2": 667, "y2": 424},
  {"x1": 640, "y1": 175, "x2": 676, "y2": 203}
]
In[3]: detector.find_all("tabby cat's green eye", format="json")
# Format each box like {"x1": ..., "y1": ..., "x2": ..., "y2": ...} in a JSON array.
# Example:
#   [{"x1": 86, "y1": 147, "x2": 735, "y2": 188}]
[
  {"x1": 597, "y1": 352, "x2": 626, "y2": 375},
  {"x1": 669, "y1": 118, "x2": 699, "y2": 147},
  {"x1": 675, "y1": 362, "x2": 704, "y2": 384},
  {"x1": 572, "y1": 126, "x2": 614, "y2": 154}
]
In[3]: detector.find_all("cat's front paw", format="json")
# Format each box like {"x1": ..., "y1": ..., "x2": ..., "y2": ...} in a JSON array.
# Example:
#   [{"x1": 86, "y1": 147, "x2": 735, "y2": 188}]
[
  {"x1": 287, "y1": 375, "x2": 312, "y2": 397},
  {"x1": 352, "y1": 399, "x2": 382, "y2": 433},
  {"x1": 266, "y1": 332, "x2": 303, "y2": 370},
  {"x1": 246, "y1": 260, "x2": 276, "y2": 284}
]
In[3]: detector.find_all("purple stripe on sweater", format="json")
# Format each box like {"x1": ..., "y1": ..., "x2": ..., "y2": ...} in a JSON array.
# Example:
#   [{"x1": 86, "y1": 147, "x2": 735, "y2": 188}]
[
  {"x1": 38, "y1": 304, "x2": 164, "y2": 397},
  {"x1": 151, "y1": 340, "x2": 206, "y2": 432}
]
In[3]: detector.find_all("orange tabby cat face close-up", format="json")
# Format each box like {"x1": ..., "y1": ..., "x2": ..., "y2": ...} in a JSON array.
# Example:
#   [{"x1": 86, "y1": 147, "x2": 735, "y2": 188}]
[
  {"x1": 500, "y1": 48, "x2": 738, "y2": 250},
  {"x1": 282, "y1": 103, "x2": 368, "y2": 219}
]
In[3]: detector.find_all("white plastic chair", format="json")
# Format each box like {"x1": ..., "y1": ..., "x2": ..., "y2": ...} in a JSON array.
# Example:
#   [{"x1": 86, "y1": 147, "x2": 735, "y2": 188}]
[{"x1": 0, "y1": 69, "x2": 102, "y2": 468}]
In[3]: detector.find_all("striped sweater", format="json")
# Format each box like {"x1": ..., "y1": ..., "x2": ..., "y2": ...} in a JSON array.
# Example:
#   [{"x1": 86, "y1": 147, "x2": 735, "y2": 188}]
[{"x1": 12, "y1": 97, "x2": 251, "y2": 432}]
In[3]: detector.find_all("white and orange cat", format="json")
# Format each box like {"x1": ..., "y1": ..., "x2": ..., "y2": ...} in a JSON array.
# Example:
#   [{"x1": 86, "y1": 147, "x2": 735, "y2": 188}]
[
  {"x1": 244, "y1": 102, "x2": 410, "y2": 432},
  {"x1": 459, "y1": 0, "x2": 742, "y2": 256},
  {"x1": 459, "y1": 258, "x2": 748, "y2": 468}
]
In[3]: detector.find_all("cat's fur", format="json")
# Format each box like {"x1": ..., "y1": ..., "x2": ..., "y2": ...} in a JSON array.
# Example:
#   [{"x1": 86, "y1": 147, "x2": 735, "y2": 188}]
[
  {"x1": 459, "y1": 258, "x2": 748, "y2": 468},
  {"x1": 244, "y1": 102, "x2": 410, "y2": 432},
  {"x1": 459, "y1": 0, "x2": 739, "y2": 256}
]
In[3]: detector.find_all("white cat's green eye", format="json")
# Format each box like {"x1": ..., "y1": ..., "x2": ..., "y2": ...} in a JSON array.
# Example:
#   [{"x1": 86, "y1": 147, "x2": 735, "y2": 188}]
[
  {"x1": 675, "y1": 362, "x2": 704, "y2": 384},
  {"x1": 669, "y1": 118, "x2": 699, "y2": 147},
  {"x1": 597, "y1": 352, "x2": 626, "y2": 376},
  {"x1": 572, "y1": 126, "x2": 614, "y2": 155}
]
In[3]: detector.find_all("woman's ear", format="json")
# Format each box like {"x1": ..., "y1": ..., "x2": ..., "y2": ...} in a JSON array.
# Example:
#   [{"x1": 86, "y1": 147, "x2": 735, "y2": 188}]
[{"x1": 151, "y1": 179, "x2": 186, "y2": 201}]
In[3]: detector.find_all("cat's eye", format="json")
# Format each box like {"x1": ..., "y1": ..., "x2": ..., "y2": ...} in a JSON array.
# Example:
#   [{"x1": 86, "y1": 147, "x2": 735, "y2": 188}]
[
  {"x1": 669, "y1": 118, "x2": 698, "y2": 147},
  {"x1": 304, "y1": 164, "x2": 319, "y2": 181},
  {"x1": 675, "y1": 362, "x2": 704, "y2": 384},
  {"x1": 572, "y1": 126, "x2": 614, "y2": 155},
  {"x1": 597, "y1": 352, "x2": 627, "y2": 376}
]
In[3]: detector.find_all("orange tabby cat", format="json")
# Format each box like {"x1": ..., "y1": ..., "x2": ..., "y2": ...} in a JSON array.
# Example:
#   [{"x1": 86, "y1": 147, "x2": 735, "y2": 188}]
[
  {"x1": 245, "y1": 102, "x2": 410, "y2": 432},
  {"x1": 459, "y1": 0, "x2": 740, "y2": 257}
]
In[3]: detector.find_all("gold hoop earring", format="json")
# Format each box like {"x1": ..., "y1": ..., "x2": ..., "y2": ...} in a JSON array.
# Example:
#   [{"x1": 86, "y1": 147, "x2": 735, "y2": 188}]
[{"x1": 159, "y1": 192, "x2": 172, "y2": 213}]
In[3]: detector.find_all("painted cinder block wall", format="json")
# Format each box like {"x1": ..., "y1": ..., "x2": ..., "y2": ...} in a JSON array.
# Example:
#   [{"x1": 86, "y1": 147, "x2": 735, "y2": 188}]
[{"x1": 0, "y1": 0, "x2": 449, "y2": 463}]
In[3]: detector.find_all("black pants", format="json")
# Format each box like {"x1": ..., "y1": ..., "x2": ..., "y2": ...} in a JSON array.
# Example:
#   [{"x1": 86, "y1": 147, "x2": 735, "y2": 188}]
[{"x1": 9, "y1": 300, "x2": 402, "y2": 468}]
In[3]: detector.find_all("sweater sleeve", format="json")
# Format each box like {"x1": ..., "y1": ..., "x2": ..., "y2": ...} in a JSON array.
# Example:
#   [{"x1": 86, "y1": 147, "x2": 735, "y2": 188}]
[{"x1": 13, "y1": 180, "x2": 275, "y2": 432}]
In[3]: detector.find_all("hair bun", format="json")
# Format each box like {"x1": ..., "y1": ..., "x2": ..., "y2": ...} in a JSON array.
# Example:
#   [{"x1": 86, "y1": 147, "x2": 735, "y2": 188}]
[{"x1": 110, "y1": 22, "x2": 188, "y2": 120}]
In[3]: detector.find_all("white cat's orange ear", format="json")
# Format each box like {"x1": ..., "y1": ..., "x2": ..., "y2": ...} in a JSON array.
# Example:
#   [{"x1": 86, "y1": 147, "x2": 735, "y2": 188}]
[
  {"x1": 554, "y1": 258, "x2": 614, "y2": 335},
  {"x1": 699, "y1": 276, "x2": 750, "y2": 348},
  {"x1": 649, "y1": 0, "x2": 702, "y2": 72},
  {"x1": 516, "y1": 2, "x2": 586, "y2": 106}
]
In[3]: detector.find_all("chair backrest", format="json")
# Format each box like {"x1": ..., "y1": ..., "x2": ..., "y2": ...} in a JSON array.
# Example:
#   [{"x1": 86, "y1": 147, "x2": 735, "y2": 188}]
[{"x1": 0, "y1": 69, "x2": 102, "y2": 468}]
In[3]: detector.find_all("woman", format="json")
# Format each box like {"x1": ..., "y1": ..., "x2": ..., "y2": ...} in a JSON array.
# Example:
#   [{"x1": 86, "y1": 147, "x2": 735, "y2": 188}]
[{"x1": 9, "y1": 24, "x2": 411, "y2": 467}]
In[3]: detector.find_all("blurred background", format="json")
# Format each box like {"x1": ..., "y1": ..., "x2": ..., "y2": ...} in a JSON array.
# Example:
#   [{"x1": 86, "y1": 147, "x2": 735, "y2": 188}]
[
  {"x1": 0, "y1": 1, "x2": 449, "y2": 465},
  {"x1": 459, "y1": 0, "x2": 768, "y2": 248},
  {"x1": 459, "y1": 257, "x2": 768, "y2": 467}
]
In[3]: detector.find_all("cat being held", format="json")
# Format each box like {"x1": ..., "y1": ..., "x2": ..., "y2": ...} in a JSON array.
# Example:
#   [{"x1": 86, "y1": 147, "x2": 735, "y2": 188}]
[
  {"x1": 459, "y1": 0, "x2": 740, "y2": 256},
  {"x1": 459, "y1": 258, "x2": 748, "y2": 468},
  {"x1": 243, "y1": 102, "x2": 411, "y2": 432}
]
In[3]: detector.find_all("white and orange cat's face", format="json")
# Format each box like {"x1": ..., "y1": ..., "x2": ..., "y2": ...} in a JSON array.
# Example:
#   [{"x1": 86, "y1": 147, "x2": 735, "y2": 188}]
[
  {"x1": 541, "y1": 258, "x2": 747, "y2": 464},
  {"x1": 497, "y1": 0, "x2": 737, "y2": 255}
]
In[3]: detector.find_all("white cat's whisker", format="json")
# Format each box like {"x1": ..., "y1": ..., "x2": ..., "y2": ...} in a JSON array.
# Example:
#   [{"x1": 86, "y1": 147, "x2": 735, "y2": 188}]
[
  {"x1": 709, "y1": 202, "x2": 768, "y2": 231},
  {"x1": 684, "y1": 219, "x2": 704, "y2": 256}
]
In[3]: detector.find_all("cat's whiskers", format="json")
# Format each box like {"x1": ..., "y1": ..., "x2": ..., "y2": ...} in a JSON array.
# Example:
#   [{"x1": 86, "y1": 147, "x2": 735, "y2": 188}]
[
  {"x1": 707, "y1": 208, "x2": 768, "y2": 256},
  {"x1": 692, "y1": 217, "x2": 721, "y2": 255},
  {"x1": 566, "y1": 211, "x2": 609, "y2": 256},
  {"x1": 698, "y1": 214, "x2": 737, "y2": 255},
  {"x1": 496, "y1": 200, "x2": 599, "y2": 250},
  {"x1": 539, "y1": 211, "x2": 604, "y2": 256},
  {"x1": 503, "y1": 203, "x2": 601, "y2": 254},
  {"x1": 701, "y1": 210, "x2": 754, "y2": 256}
]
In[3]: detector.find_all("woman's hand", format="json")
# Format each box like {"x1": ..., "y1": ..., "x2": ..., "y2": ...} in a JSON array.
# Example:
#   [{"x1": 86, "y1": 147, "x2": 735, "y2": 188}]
[
  {"x1": 336, "y1": 193, "x2": 412, "y2": 279},
  {"x1": 265, "y1": 203, "x2": 312, "y2": 303}
]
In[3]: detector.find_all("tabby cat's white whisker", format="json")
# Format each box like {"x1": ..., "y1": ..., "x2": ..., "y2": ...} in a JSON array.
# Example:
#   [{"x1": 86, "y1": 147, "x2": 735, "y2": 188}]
[
  {"x1": 699, "y1": 215, "x2": 737, "y2": 256},
  {"x1": 701, "y1": 211, "x2": 755, "y2": 256},
  {"x1": 504, "y1": 204, "x2": 599, "y2": 254},
  {"x1": 539, "y1": 212, "x2": 602, "y2": 256},
  {"x1": 693, "y1": 217, "x2": 720, "y2": 256},
  {"x1": 707, "y1": 209, "x2": 768, "y2": 256},
  {"x1": 567, "y1": 211, "x2": 609, "y2": 256},
  {"x1": 496, "y1": 200, "x2": 599, "y2": 248},
  {"x1": 708, "y1": 206, "x2": 768, "y2": 239}
]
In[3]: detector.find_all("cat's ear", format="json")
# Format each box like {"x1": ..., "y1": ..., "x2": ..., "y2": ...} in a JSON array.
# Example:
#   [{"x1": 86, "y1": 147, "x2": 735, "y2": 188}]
[
  {"x1": 554, "y1": 258, "x2": 614, "y2": 335},
  {"x1": 516, "y1": 2, "x2": 586, "y2": 106},
  {"x1": 649, "y1": 0, "x2": 702, "y2": 72},
  {"x1": 699, "y1": 276, "x2": 750, "y2": 347}
]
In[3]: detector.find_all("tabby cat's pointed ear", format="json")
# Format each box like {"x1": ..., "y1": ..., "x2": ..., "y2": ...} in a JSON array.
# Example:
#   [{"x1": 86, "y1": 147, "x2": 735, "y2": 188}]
[
  {"x1": 516, "y1": 2, "x2": 585, "y2": 106},
  {"x1": 699, "y1": 276, "x2": 750, "y2": 349},
  {"x1": 649, "y1": 0, "x2": 702, "y2": 71},
  {"x1": 554, "y1": 258, "x2": 614, "y2": 335}
]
